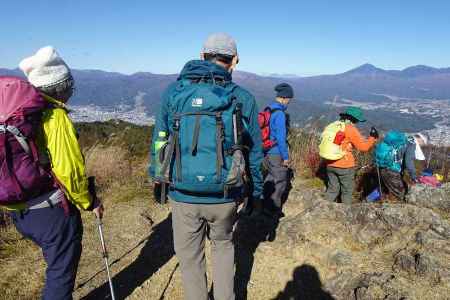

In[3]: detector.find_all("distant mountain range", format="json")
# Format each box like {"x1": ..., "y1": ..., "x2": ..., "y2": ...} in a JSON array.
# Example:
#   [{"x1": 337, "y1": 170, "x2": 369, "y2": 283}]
[{"x1": 1, "y1": 63, "x2": 450, "y2": 124}]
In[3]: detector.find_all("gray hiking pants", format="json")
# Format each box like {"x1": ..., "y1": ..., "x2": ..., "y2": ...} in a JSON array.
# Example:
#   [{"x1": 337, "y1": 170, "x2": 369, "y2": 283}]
[
  {"x1": 325, "y1": 166, "x2": 355, "y2": 204},
  {"x1": 264, "y1": 154, "x2": 289, "y2": 210},
  {"x1": 170, "y1": 200, "x2": 238, "y2": 300}
]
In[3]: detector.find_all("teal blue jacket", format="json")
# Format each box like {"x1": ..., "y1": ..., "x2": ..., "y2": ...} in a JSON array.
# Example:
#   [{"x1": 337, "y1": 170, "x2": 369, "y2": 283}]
[{"x1": 149, "y1": 60, "x2": 263, "y2": 204}]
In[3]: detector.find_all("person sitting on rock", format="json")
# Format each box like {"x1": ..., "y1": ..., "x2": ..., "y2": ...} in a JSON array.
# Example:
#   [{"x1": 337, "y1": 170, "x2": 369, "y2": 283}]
[{"x1": 375, "y1": 131, "x2": 429, "y2": 200}]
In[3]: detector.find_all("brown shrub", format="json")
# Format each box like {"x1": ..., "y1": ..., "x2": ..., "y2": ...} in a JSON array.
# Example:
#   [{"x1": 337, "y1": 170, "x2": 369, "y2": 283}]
[
  {"x1": 84, "y1": 144, "x2": 151, "y2": 203},
  {"x1": 84, "y1": 145, "x2": 133, "y2": 190},
  {"x1": 289, "y1": 129, "x2": 321, "y2": 178}
]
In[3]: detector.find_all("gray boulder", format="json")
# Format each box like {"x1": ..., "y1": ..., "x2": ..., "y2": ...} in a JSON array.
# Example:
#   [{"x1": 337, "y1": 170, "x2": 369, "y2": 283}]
[
  {"x1": 406, "y1": 183, "x2": 450, "y2": 213},
  {"x1": 260, "y1": 183, "x2": 450, "y2": 300}
]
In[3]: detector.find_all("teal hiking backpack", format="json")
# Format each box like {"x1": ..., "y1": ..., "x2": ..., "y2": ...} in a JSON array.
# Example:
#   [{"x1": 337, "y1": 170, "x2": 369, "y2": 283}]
[
  {"x1": 374, "y1": 130, "x2": 408, "y2": 172},
  {"x1": 157, "y1": 78, "x2": 246, "y2": 196}
]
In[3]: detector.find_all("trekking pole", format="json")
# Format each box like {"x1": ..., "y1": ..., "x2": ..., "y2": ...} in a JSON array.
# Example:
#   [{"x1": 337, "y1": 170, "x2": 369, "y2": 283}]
[
  {"x1": 376, "y1": 165, "x2": 383, "y2": 200},
  {"x1": 96, "y1": 216, "x2": 116, "y2": 300},
  {"x1": 88, "y1": 177, "x2": 116, "y2": 300}
]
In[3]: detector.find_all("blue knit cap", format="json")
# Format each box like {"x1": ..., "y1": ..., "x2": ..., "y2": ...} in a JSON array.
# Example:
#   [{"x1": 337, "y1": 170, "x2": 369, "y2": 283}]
[{"x1": 275, "y1": 83, "x2": 294, "y2": 98}]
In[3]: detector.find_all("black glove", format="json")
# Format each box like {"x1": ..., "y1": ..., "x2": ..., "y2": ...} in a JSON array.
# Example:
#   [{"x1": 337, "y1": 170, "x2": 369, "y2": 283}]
[
  {"x1": 370, "y1": 127, "x2": 379, "y2": 139},
  {"x1": 87, "y1": 176, "x2": 99, "y2": 211},
  {"x1": 153, "y1": 182, "x2": 161, "y2": 201}
]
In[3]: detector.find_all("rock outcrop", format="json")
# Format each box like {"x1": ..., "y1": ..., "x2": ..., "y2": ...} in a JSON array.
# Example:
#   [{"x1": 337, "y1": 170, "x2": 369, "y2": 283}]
[
  {"x1": 238, "y1": 183, "x2": 450, "y2": 300},
  {"x1": 406, "y1": 183, "x2": 450, "y2": 213}
]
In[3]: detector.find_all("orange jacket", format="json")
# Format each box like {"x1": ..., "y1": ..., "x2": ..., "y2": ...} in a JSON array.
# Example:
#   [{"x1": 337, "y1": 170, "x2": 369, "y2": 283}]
[{"x1": 327, "y1": 123, "x2": 376, "y2": 169}]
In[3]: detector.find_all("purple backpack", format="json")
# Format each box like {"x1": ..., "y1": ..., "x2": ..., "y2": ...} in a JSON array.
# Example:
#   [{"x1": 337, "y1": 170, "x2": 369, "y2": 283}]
[{"x1": 0, "y1": 76, "x2": 55, "y2": 205}]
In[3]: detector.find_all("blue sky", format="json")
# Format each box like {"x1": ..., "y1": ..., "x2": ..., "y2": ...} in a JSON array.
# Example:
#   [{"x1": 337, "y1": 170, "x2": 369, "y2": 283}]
[{"x1": 1, "y1": 0, "x2": 449, "y2": 76}]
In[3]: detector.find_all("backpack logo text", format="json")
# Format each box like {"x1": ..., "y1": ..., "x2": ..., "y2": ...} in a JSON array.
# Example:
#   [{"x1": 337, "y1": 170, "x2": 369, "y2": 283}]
[{"x1": 192, "y1": 98, "x2": 203, "y2": 107}]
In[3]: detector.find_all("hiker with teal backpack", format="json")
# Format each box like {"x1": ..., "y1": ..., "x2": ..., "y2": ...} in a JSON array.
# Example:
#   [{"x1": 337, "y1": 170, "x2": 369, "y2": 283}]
[
  {"x1": 374, "y1": 131, "x2": 429, "y2": 200},
  {"x1": 149, "y1": 33, "x2": 263, "y2": 300},
  {"x1": 319, "y1": 107, "x2": 378, "y2": 204},
  {"x1": 0, "y1": 47, "x2": 103, "y2": 300}
]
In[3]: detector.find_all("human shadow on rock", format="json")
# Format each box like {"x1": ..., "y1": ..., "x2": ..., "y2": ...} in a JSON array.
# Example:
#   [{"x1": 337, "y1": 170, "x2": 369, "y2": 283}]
[
  {"x1": 234, "y1": 212, "x2": 271, "y2": 300},
  {"x1": 273, "y1": 264, "x2": 335, "y2": 300},
  {"x1": 82, "y1": 214, "x2": 174, "y2": 300},
  {"x1": 235, "y1": 178, "x2": 293, "y2": 300},
  {"x1": 356, "y1": 166, "x2": 379, "y2": 201},
  {"x1": 263, "y1": 168, "x2": 294, "y2": 241}
]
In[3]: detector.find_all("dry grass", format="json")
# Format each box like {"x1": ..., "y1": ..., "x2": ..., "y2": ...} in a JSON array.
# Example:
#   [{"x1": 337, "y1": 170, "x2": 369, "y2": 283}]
[
  {"x1": 0, "y1": 227, "x2": 45, "y2": 299},
  {"x1": 84, "y1": 145, "x2": 132, "y2": 189},
  {"x1": 289, "y1": 129, "x2": 322, "y2": 179},
  {"x1": 84, "y1": 144, "x2": 150, "y2": 203}
]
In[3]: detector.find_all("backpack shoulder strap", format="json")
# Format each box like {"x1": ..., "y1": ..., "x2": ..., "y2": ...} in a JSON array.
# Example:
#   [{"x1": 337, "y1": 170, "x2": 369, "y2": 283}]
[
  {"x1": 225, "y1": 82, "x2": 239, "y2": 92},
  {"x1": 269, "y1": 108, "x2": 282, "y2": 114},
  {"x1": 3, "y1": 125, "x2": 31, "y2": 155},
  {"x1": 0, "y1": 125, "x2": 24, "y2": 200},
  {"x1": 173, "y1": 79, "x2": 192, "y2": 94}
]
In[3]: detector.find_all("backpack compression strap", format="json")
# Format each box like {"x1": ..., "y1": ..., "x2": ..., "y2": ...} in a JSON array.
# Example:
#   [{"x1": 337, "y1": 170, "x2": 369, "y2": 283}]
[
  {"x1": 0, "y1": 124, "x2": 30, "y2": 155},
  {"x1": 157, "y1": 117, "x2": 182, "y2": 203},
  {"x1": 191, "y1": 115, "x2": 201, "y2": 155},
  {"x1": 174, "y1": 118, "x2": 182, "y2": 182},
  {"x1": 215, "y1": 112, "x2": 225, "y2": 182},
  {"x1": 160, "y1": 119, "x2": 179, "y2": 183},
  {"x1": 234, "y1": 102, "x2": 244, "y2": 145}
]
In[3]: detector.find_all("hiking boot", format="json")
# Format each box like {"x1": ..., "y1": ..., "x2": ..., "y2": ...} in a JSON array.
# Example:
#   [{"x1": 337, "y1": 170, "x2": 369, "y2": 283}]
[
  {"x1": 265, "y1": 228, "x2": 277, "y2": 242},
  {"x1": 275, "y1": 210, "x2": 285, "y2": 219}
]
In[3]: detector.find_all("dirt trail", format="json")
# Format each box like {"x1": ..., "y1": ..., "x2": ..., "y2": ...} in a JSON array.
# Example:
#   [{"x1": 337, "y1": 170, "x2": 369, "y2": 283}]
[
  {"x1": 74, "y1": 179, "x2": 312, "y2": 300},
  {"x1": 0, "y1": 179, "x2": 308, "y2": 300}
]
